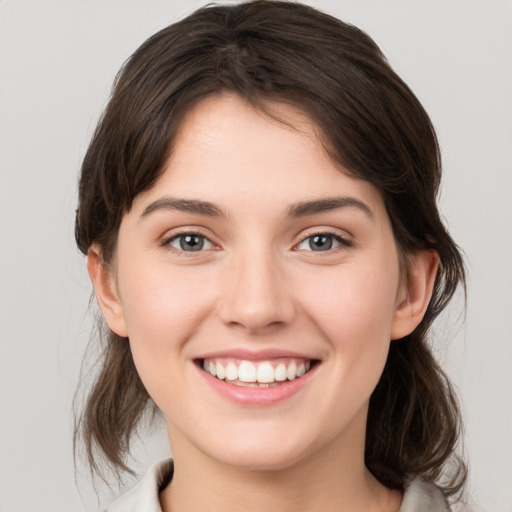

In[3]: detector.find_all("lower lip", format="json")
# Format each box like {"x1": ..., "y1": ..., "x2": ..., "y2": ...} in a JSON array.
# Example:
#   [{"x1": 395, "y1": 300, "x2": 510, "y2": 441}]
[{"x1": 198, "y1": 364, "x2": 316, "y2": 406}]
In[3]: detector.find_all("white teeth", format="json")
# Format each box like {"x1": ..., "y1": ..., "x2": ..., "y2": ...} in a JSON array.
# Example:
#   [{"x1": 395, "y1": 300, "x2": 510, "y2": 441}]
[
  {"x1": 256, "y1": 362, "x2": 275, "y2": 383},
  {"x1": 239, "y1": 361, "x2": 257, "y2": 382},
  {"x1": 225, "y1": 362, "x2": 238, "y2": 381},
  {"x1": 286, "y1": 362, "x2": 297, "y2": 381},
  {"x1": 203, "y1": 358, "x2": 313, "y2": 384},
  {"x1": 275, "y1": 363, "x2": 287, "y2": 382},
  {"x1": 216, "y1": 361, "x2": 226, "y2": 380}
]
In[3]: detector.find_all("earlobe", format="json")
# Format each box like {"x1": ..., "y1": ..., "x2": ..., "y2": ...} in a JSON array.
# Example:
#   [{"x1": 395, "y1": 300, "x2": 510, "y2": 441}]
[
  {"x1": 87, "y1": 245, "x2": 128, "y2": 337},
  {"x1": 390, "y1": 250, "x2": 439, "y2": 340}
]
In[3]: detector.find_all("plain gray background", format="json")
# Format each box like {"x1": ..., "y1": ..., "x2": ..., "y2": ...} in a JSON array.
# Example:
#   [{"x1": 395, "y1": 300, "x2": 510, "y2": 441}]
[{"x1": 0, "y1": 1, "x2": 511, "y2": 511}]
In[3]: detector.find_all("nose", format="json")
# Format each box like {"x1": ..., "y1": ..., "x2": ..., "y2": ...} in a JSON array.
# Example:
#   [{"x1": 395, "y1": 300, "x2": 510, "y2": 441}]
[{"x1": 217, "y1": 249, "x2": 295, "y2": 335}]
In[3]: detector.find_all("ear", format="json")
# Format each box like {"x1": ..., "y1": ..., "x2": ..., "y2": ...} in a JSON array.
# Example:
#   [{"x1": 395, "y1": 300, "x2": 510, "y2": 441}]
[
  {"x1": 87, "y1": 245, "x2": 128, "y2": 337},
  {"x1": 391, "y1": 250, "x2": 439, "y2": 340}
]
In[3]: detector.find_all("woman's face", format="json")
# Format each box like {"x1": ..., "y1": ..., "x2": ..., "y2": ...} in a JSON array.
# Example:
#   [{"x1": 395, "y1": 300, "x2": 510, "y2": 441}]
[{"x1": 98, "y1": 93, "x2": 416, "y2": 471}]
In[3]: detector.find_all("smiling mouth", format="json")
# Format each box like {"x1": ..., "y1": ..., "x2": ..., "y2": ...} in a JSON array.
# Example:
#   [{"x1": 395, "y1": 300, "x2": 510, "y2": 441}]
[{"x1": 199, "y1": 358, "x2": 316, "y2": 388}]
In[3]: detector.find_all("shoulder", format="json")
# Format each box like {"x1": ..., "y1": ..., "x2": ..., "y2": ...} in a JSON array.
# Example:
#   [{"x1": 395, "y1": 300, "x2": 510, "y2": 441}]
[
  {"x1": 104, "y1": 459, "x2": 173, "y2": 512},
  {"x1": 399, "y1": 477, "x2": 451, "y2": 512}
]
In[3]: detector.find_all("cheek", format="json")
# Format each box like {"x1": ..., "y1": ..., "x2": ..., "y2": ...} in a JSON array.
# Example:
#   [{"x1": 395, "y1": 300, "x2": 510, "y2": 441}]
[
  {"x1": 117, "y1": 263, "x2": 216, "y2": 393},
  {"x1": 120, "y1": 253, "x2": 216, "y2": 330},
  {"x1": 301, "y1": 263, "x2": 400, "y2": 384},
  {"x1": 305, "y1": 262, "x2": 399, "y2": 334}
]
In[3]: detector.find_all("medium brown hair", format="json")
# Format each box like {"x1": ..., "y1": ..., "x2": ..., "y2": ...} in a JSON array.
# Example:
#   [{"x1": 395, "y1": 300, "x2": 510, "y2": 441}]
[{"x1": 75, "y1": 0, "x2": 466, "y2": 498}]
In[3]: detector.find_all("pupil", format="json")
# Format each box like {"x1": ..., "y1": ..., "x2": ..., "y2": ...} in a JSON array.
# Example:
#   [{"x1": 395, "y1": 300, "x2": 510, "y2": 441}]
[
  {"x1": 181, "y1": 234, "x2": 203, "y2": 251},
  {"x1": 310, "y1": 235, "x2": 332, "y2": 251}
]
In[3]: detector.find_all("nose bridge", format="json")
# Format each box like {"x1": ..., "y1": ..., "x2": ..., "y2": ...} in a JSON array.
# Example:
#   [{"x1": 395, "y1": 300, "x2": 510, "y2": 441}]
[{"x1": 218, "y1": 242, "x2": 294, "y2": 333}]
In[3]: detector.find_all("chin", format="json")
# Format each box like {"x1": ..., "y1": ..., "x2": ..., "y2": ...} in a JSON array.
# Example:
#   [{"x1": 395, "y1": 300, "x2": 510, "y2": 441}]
[
  {"x1": 213, "y1": 448, "x2": 307, "y2": 472},
  {"x1": 198, "y1": 428, "x2": 321, "y2": 472}
]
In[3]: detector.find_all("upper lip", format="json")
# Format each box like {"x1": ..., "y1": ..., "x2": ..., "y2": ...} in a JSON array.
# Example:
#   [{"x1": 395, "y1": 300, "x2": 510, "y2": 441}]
[{"x1": 196, "y1": 348, "x2": 319, "y2": 362}]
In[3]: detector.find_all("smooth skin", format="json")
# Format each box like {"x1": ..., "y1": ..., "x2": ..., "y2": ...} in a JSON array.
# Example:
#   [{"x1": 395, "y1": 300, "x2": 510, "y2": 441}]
[{"x1": 88, "y1": 93, "x2": 438, "y2": 512}]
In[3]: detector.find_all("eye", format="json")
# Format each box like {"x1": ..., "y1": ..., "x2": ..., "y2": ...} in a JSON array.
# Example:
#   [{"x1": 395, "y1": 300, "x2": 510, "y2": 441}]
[
  {"x1": 166, "y1": 233, "x2": 214, "y2": 252},
  {"x1": 296, "y1": 233, "x2": 350, "y2": 252}
]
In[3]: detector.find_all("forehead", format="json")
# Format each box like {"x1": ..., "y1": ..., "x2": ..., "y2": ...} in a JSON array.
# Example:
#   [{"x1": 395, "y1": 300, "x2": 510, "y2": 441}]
[
  {"x1": 172, "y1": 93, "x2": 324, "y2": 171},
  {"x1": 132, "y1": 92, "x2": 387, "y2": 221}
]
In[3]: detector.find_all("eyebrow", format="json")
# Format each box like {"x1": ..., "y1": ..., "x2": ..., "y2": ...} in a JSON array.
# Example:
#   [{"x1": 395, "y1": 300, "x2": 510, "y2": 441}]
[
  {"x1": 140, "y1": 195, "x2": 373, "y2": 221},
  {"x1": 285, "y1": 196, "x2": 373, "y2": 219},
  {"x1": 140, "y1": 197, "x2": 226, "y2": 219}
]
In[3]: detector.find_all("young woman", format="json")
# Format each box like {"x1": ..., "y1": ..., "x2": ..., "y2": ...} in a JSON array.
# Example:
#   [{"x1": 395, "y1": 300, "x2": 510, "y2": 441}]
[{"x1": 74, "y1": 1, "x2": 467, "y2": 510}]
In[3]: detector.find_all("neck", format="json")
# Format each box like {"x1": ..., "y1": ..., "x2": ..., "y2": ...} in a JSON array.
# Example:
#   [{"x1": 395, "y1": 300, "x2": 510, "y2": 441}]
[{"x1": 159, "y1": 414, "x2": 402, "y2": 512}]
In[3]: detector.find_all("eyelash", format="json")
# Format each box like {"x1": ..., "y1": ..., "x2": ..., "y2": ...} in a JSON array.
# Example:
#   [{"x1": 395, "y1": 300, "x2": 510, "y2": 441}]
[
  {"x1": 294, "y1": 231, "x2": 353, "y2": 253},
  {"x1": 161, "y1": 230, "x2": 216, "y2": 255},
  {"x1": 161, "y1": 230, "x2": 352, "y2": 254}
]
